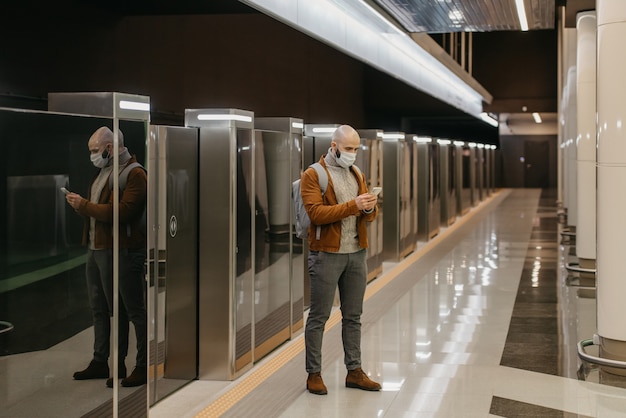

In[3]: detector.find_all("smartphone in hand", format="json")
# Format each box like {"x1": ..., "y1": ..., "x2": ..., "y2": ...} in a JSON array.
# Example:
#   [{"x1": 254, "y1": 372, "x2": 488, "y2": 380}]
[
  {"x1": 60, "y1": 187, "x2": 71, "y2": 195},
  {"x1": 370, "y1": 187, "x2": 382, "y2": 196}
]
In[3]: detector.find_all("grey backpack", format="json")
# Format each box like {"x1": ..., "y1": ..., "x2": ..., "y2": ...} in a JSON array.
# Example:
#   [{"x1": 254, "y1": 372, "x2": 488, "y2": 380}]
[
  {"x1": 291, "y1": 162, "x2": 362, "y2": 240},
  {"x1": 292, "y1": 163, "x2": 327, "y2": 240}
]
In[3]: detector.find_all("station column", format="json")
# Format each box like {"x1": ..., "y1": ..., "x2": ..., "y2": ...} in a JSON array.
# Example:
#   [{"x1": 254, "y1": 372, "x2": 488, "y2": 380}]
[
  {"x1": 596, "y1": 0, "x2": 626, "y2": 372},
  {"x1": 575, "y1": 11, "x2": 597, "y2": 277}
]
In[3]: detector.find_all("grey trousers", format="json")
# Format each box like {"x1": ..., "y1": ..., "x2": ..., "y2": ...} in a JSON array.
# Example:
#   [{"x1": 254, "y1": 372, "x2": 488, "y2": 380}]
[
  {"x1": 305, "y1": 249, "x2": 367, "y2": 373},
  {"x1": 85, "y1": 248, "x2": 147, "y2": 367}
]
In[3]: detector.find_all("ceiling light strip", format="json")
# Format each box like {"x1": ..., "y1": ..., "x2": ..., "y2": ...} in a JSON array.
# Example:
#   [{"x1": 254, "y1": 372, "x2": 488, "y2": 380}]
[
  {"x1": 515, "y1": 0, "x2": 529, "y2": 31},
  {"x1": 118, "y1": 100, "x2": 150, "y2": 112},
  {"x1": 240, "y1": 0, "x2": 486, "y2": 118},
  {"x1": 197, "y1": 114, "x2": 253, "y2": 122},
  {"x1": 480, "y1": 112, "x2": 499, "y2": 127}
]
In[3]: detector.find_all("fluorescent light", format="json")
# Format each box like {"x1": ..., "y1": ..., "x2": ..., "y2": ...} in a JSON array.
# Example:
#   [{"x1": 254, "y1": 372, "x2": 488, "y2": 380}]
[
  {"x1": 477, "y1": 143, "x2": 485, "y2": 149},
  {"x1": 240, "y1": 0, "x2": 485, "y2": 117},
  {"x1": 468, "y1": 142, "x2": 477, "y2": 148},
  {"x1": 358, "y1": 0, "x2": 405, "y2": 36},
  {"x1": 382, "y1": 133, "x2": 405, "y2": 139},
  {"x1": 515, "y1": 0, "x2": 529, "y2": 31},
  {"x1": 197, "y1": 114, "x2": 253, "y2": 122},
  {"x1": 291, "y1": 122, "x2": 304, "y2": 129},
  {"x1": 480, "y1": 112, "x2": 499, "y2": 127},
  {"x1": 449, "y1": 9, "x2": 463, "y2": 23},
  {"x1": 376, "y1": 132, "x2": 384, "y2": 138},
  {"x1": 437, "y1": 139, "x2": 451, "y2": 145},
  {"x1": 453, "y1": 141, "x2": 465, "y2": 146},
  {"x1": 414, "y1": 136, "x2": 432, "y2": 143},
  {"x1": 312, "y1": 127, "x2": 337, "y2": 133},
  {"x1": 119, "y1": 100, "x2": 150, "y2": 111},
  {"x1": 532, "y1": 112, "x2": 542, "y2": 123}
]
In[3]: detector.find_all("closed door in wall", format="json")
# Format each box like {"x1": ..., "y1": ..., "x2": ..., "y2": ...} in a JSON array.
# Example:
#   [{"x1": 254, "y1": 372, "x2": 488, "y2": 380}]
[{"x1": 524, "y1": 140, "x2": 549, "y2": 188}]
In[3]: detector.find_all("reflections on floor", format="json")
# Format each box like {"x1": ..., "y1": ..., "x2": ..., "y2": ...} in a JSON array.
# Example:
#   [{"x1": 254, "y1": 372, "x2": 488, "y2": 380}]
[
  {"x1": 490, "y1": 396, "x2": 593, "y2": 418},
  {"x1": 149, "y1": 189, "x2": 626, "y2": 418},
  {"x1": 500, "y1": 189, "x2": 561, "y2": 376}
]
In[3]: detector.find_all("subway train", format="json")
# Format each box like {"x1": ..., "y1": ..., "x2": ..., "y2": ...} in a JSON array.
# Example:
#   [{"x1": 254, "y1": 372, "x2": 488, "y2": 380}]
[{"x1": 0, "y1": 93, "x2": 498, "y2": 416}]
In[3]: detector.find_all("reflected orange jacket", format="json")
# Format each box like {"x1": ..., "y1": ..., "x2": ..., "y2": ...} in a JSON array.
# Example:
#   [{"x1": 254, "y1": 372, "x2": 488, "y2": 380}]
[{"x1": 76, "y1": 156, "x2": 147, "y2": 250}]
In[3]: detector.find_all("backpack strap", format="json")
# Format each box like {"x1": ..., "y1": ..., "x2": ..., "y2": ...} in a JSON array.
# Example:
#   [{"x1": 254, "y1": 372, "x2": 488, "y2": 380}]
[
  {"x1": 310, "y1": 162, "x2": 328, "y2": 195},
  {"x1": 108, "y1": 161, "x2": 146, "y2": 237},
  {"x1": 309, "y1": 162, "x2": 328, "y2": 241},
  {"x1": 311, "y1": 162, "x2": 360, "y2": 192},
  {"x1": 109, "y1": 161, "x2": 144, "y2": 191}
]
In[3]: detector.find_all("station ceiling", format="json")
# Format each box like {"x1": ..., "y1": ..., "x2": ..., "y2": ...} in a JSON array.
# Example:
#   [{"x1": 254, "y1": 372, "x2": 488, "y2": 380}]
[
  {"x1": 372, "y1": 0, "x2": 556, "y2": 33},
  {"x1": 85, "y1": 0, "x2": 593, "y2": 137}
]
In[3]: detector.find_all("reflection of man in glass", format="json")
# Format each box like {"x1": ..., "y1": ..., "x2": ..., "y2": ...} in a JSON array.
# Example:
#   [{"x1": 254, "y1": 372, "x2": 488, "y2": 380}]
[{"x1": 65, "y1": 126, "x2": 147, "y2": 388}]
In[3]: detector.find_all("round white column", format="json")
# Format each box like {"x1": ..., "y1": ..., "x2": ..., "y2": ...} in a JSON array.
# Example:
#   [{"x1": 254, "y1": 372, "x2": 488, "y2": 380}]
[
  {"x1": 564, "y1": 27, "x2": 578, "y2": 227},
  {"x1": 560, "y1": 28, "x2": 577, "y2": 218},
  {"x1": 566, "y1": 66, "x2": 578, "y2": 228},
  {"x1": 597, "y1": 0, "x2": 626, "y2": 373},
  {"x1": 560, "y1": 87, "x2": 569, "y2": 214},
  {"x1": 557, "y1": 12, "x2": 564, "y2": 209},
  {"x1": 575, "y1": 11, "x2": 597, "y2": 272}
]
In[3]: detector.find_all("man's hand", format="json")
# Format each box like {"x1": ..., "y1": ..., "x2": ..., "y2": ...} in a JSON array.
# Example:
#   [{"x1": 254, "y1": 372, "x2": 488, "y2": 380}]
[
  {"x1": 355, "y1": 193, "x2": 377, "y2": 211},
  {"x1": 66, "y1": 192, "x2": 83, "y2": 210}
]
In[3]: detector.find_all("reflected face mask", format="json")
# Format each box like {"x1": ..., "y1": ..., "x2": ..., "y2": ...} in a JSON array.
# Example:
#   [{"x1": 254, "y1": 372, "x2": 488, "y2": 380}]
[{"x1": 90, "y1": 148, "x2": 110, "y2": 168}]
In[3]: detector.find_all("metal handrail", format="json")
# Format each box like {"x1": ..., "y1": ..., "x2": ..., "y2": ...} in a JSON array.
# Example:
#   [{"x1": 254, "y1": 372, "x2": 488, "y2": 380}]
[
  {"x1": 0, "y1": 321, "x2": 14, "y2": 335},
  {"x1": 578, "y1": 339, "x2": 626, "y2": 369},
  {"x1": 565, "y1": 263, "x2": 596, "y2": 274}
]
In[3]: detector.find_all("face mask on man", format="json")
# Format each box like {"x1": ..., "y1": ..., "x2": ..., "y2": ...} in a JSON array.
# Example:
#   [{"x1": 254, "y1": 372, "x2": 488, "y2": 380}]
[
  {"x1": 90, "y1": 147, "x2": 110, "y2": 168},
  {"x1": 335, "y1": 148, "x2": 357, "y2": 168}
]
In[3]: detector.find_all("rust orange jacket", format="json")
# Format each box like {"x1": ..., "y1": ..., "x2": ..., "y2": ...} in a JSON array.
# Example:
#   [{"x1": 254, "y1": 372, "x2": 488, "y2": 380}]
[{"x1": 301, "y1": 156, "x2": 378, "y2": 252}]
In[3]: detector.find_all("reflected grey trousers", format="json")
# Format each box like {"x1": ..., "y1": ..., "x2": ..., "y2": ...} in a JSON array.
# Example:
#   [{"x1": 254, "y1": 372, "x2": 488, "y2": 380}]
[
  {"x1": 305, "y1": 249, "x2": 367, "y2": 374},
  {"x1": 85, "y1": 248, "x2": 147, "y2": 368}
]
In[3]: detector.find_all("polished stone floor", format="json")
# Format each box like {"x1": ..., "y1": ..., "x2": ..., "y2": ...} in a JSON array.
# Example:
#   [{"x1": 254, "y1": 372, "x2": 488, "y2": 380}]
[
  {"x1": 150, "y1": 188, "x2": 626, "y2": 417},
  {"x1": 6, "y1": 188, "x2": 623, "y2": 417}
]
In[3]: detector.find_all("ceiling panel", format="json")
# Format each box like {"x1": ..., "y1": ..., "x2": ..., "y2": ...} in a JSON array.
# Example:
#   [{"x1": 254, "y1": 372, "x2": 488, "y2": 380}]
[{"x1": 372, "y1": 0, "x2": 555, "y2": 33}]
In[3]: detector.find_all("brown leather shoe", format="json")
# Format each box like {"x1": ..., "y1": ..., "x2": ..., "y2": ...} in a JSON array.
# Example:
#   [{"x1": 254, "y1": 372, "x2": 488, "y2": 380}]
[
  {"x1": 106, "y1": 363, "x2": 127, "y2": 388},
  {"x1": 121, "y1": 366, "x2": 147, "y2": 387},
  {"x1": 345, "y1": 368, "x2": 381, "y2": 391},
  {"x1": 306, "y1": 372, "x2": 328, "y2": 395},
  {"x1": 73, "y1": 360, "x2": 109, "y2": 380}
]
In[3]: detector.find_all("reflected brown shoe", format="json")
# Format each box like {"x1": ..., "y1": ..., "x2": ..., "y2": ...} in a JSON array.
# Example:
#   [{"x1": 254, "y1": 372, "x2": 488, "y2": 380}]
[
  {"x1": 121, "y1": 366, "x2": 147, "y2": 387},
  {"x1": 345, "y1": 368, "x2": 381, "y2": 391},
  {"x1": 306, "y1": 372, "x2": 328, "y2": 395},
  {"x1": 106, "y1": 363, "x2": 127, "y2": 388},
  {"x1": 73, "y1": 360, "x2": 109, "y2": 380}
]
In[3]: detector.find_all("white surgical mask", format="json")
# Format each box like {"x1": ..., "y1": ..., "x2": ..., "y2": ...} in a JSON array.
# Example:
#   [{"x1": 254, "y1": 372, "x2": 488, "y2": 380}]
[
  {"x1": 90, "y1": 148, "x2": 110, "y2": 168},
  {"x1": 336, "y1": 149, "x2": 357, "y2": 168}
]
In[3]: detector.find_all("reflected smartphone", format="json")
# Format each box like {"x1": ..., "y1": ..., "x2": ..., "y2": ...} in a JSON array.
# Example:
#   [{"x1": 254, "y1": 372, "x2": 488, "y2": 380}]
[
  {"x1": 60, "y1": 187, "x2": 71, "y2": 195},
  {"x1": 371, "y1": 187, "x2": 382, "y2": 196}
]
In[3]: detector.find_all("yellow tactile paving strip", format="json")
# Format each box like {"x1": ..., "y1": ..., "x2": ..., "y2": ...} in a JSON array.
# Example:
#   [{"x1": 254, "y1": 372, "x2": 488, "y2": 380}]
[{"x1": 196, "y1": 189, "x2": 508, "y2": 417}]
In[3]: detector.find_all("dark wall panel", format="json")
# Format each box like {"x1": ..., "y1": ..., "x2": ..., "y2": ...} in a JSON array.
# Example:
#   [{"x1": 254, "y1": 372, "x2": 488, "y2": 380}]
[
  {"x1": 0, "y1": 9, "x2": 365, "y2": 127},
  {"x1": 473, "y1": 30, "x2": 558, "y2": 114},
  {"x1": 0, "y1": 3, "x2": 558, "y2": 138},
  {"x1": 499, "y1": 135, "x2": 557, "y2": 188}
]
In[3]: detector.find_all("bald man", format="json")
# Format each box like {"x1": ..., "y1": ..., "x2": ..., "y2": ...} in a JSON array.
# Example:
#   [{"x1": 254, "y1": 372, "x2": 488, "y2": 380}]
[
  {"x1": 300, "y1": 125, "x2": 381, "y2": 395},
  {"x1": 67, "y1": 126, "x2": 147, "y2": 388}
]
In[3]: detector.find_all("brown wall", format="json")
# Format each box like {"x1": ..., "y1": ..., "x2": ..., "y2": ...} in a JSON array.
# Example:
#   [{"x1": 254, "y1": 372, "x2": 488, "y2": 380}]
[
  {"x1": 473, "y1": 30, "x2": 558, "y2": 114},
  {"x1": 1, "y1": 3, "x2": 561, "y2": 174},
  {"x1": 1, "y1": 10, "x2": 365, "y2": 126}
]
